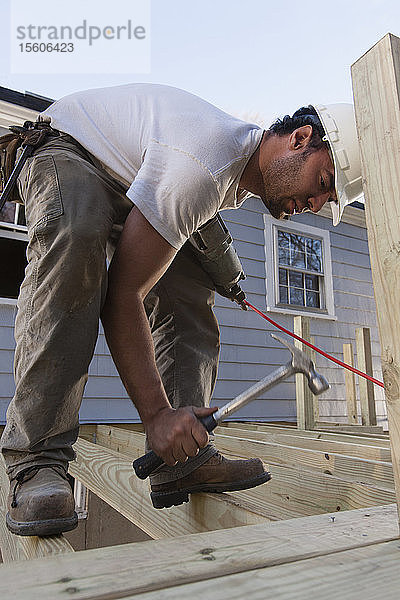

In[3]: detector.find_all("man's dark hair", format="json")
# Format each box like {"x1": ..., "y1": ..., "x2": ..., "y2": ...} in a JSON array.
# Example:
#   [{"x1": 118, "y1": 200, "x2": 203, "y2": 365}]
[{"x1": 269, "y1": 105, "x2": 326, "y2": 151}]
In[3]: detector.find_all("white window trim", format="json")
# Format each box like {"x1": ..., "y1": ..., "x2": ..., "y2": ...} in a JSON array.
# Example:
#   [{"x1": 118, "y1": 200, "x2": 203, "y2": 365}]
[
  {"x1": 0, "y1": 226, "x2": 28, "y2": 305},
  {"x1": 264, "y1": 215, "x2": 336, "y2": 321}
]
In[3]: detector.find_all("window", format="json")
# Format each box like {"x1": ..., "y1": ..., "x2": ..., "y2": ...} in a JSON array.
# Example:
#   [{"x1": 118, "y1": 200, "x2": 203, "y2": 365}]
[
  {"x1": 264, "y1": 216, "x2": 335, "y2": 319},
  {"x1": 0, "y1": 198, "x2": 26, "y2": 228},
  {"x1": 277, "y1": 231, "x2": 323, "y2": 309},
  {"x1": 0, "y1": 203, "x2": 28, "y2": 303}
]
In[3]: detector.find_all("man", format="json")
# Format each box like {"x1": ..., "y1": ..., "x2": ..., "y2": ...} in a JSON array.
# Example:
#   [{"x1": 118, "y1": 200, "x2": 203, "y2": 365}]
[{"x1": 0, "y1": 84, "x2": 360, "y2": 536}]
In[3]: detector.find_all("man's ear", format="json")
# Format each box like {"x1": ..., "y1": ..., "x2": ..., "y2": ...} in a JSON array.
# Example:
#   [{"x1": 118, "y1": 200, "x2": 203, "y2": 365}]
[{"x1": 288, "y1": 125, "x2": 313, "y2": 150}]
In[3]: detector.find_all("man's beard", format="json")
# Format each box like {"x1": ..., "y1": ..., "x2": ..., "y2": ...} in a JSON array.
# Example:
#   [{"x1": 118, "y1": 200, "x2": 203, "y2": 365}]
[{"x1": 261, "y1": 150, "x2": 310, "y2": 219}]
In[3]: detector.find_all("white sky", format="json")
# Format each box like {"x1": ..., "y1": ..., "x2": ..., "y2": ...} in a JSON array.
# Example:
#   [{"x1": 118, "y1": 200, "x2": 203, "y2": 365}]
[{"x1": 1, "y1": 0, "x2": 400, "y2": 126}]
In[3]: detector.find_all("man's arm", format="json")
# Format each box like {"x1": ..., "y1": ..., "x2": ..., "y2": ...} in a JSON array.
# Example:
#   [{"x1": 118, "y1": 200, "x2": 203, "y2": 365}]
[{"x1": 101, "y1": 206, "x2": 216, "y2": 466}]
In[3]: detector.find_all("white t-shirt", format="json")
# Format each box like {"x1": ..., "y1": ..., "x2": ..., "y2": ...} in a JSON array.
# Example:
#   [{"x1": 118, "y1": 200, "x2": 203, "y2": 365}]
[{"x1": 40, "y1": 83, "x2": 262, "y2": 249}]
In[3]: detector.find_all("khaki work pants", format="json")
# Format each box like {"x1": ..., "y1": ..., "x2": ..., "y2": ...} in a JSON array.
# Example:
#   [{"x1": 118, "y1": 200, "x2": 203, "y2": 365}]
[{"x1": 0, "y1": 134, "x2": 219, "y2": 483}]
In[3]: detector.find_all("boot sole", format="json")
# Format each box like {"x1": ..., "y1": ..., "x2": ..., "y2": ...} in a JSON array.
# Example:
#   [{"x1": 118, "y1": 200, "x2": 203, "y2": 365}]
[
  {"x1": 6, "y1": 511, "x2": 78, "y2": 537},
  {"x1": 150, "y1": 471, "x2": 272, "y2": 509}
]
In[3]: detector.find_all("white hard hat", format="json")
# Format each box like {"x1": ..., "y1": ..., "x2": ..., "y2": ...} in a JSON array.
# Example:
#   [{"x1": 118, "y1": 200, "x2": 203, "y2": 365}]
[{"x1": 313, "y1": 103, "x2": 364, "y2": 226}]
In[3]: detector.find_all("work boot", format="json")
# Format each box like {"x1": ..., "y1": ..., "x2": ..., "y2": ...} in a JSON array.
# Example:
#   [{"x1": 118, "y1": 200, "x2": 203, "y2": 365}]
[
  {"x1": 150, "y1": 452, "x2": 271, "y2": 509},
  {"x1": 6, "y1": 464, "x2": 78, "y2": 536}
]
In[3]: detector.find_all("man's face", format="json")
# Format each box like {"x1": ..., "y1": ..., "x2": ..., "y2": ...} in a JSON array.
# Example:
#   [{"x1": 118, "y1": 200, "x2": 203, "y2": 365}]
[{"x1": 261, "y1": 144, "x2": 336, "y2": 220}]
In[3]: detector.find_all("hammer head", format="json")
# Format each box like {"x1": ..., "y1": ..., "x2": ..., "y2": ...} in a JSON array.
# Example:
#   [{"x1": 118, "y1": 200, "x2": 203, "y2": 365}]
[{"x1": 272, "y1": 334, "x2": 330, "y2": 395}]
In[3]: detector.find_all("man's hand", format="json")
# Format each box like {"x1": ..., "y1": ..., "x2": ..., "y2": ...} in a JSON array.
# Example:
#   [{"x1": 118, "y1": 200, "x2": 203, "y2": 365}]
[{"x1": 145, "y1": 405, "x2": 218, "y2": 466}]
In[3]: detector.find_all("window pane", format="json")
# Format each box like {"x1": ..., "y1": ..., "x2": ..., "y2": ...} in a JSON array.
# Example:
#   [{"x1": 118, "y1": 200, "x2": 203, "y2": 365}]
[
  {"x1": 289, "y1": 287, "x2": 305, "y2": 306},
  {"x1": 306, "y1": 238, "x2": 322, "y2": 256},
  {"x1": 0, "y1": 202, "x2": 16, "y2": 224},
  {"x1": 306, "y1": 253, "x2": 322, "y2": 272},
  {"x1": 278, "y1": 230, "x2": 290, "y2": 248},
  {"x1": 289, "y1": 271, "x2": 303, "y2": 288},
  {"x1": 0, "y1": 237, "x2": 27, "y2": 299},
  {"x1": 291, "y1": 250, "x2": 306, "y2": 269},
  {"x1": 279, "y1": 268, "x2": 288, "y2": 285},
  {"x1": 306, "y1": 291, "x2": 320, "y2": 308},
  {"x1": 305, "y1": 274, "x2": 319, "y2": 291},
  {"x1": 279, "y1": 286, "x2": 288, "y2": 304},
  {"x1": 17, "y1": 205, "x2": 26, "y2": 226},
  {"x1": 278, "y1": 246, "x2": 290, "y2": 265},
  {"x1": 290, "y1": 234, "x2": 305, "y2": 253},
  {"x1": 306, "y1": 238, "x2": 323, "y2": 272}
]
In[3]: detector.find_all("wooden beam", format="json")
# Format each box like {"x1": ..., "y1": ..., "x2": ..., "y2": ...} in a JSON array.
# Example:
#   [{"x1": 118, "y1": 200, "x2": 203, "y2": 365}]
[
  {"x1": 343, "y1": 342, "x2": 358, "y2": 424},
  {"x1": 96, "y1": 425, "x2": 394, "y2": 490},
  {"x1": 315, "y1": 423, "x2": 383, "y2": 434},
  {"x1": 215, "y1": 426, "x2": 392, "y2": 460},
  {"x1": 1, "y1": 504, "x2": 398, "y2": 599},
  {"x1": 96, "y1": 423, "x2": 391, "y2": 474},
  {"x1": 220, "y1": 422, "x2": 389, "y2": 442},
  {"x1": 310, "y1": 336, "x2": 320, "y2": 424},
  {"x1": 70, "y1": 438, "x2": 270, "y2": 539},
  {"x1": 356, "y1": 327, "x2": 377, "y2": 426},
  {"x1": 0, "y1": 457, "x2": 74, "y2": 563},
  {"x1": 352, "y1": 32, "x2": 400, "y2": 521},
  {"x1": 214, "y1": 433, "x2": 394, "y2": 489},
  {"x1": 294, "y1": 316, "x2": 315, "y2": 430}
]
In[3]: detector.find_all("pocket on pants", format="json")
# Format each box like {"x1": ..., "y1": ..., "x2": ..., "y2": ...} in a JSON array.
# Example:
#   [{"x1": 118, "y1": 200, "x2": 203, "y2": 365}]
[{"x1": 23, "y1": 155, "x2": 64, "y2": 232}]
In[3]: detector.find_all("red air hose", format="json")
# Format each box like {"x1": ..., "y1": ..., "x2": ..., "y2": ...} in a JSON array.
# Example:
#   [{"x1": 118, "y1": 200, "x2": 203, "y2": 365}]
[{"x1": 244, "y1": 300, "x2": 384, "y2": 389}]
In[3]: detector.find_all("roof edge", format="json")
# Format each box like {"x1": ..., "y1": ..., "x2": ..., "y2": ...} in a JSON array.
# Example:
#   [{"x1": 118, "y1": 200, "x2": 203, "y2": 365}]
[{"x1": 0, "y1": 86, "x2": 53, "y2": 112}]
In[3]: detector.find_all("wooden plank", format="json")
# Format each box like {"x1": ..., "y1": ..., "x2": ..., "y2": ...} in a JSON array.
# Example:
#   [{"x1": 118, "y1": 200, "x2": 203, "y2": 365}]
[
  {"x1": 294, "y1": 316, "x2": 315, "y2": 430},
  {"x1": 0, "y1": 456, "x2": 74, "y2": 563},
  {"x1": 231, "y1": 464, "x2": 394, "y2": 520},
  {"x1": 135, "y1": 539, "x2": 400, "y2": 599},
  {"x1": 214, "y1": 433, "x2": 394, "y2": 489},
  {"x1": 70, "y1": 438, "x2": 270, "y2": 539},
  {"x1": 315, "y1": 422, "x2": 383, "y2": 434},
  {"x1": 310, "y1": 336, "x2": 320, "y2": 424},
  {"x1": 352, "y1": 32, "x2": 400, "y2": 520},
  {"x1": 215, "y1": 426, "x2": 392, "y2": 460},
  {"x1": 1, "y1": 504, "x2": 398, "y2": 599},
  {"x1": 343, "y1": 342, "x2": 358, "y2": 424},
  {"x1": 220, "y1": 422, "x2": 389, "y2": 443},
  {"x1": 356, "y1": 327, "x2": 377, "y2": 425}
]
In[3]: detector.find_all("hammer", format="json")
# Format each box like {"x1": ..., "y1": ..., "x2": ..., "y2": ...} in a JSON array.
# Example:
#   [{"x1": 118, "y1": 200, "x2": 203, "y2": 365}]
[{"x1": 133, "y1": 334, "x2": 330, "y2": 479}]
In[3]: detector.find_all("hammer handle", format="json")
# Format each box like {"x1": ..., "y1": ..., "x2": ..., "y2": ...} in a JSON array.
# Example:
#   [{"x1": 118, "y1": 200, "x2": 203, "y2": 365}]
[{"x1": 133, "y1": 414, "x2": 218, "y2": 479}]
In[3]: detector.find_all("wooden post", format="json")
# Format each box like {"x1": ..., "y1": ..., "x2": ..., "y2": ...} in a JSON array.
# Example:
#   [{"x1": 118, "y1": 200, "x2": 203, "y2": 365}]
[
  {"x1": 356, "y1": 328, "x2": 377, "y2": 426},
  {"x1": 294, "y1": 316, "x2": 315, "y2": 430},
  {"x1": 310, "y1": 336, "x2": 319, "y2": 425},
  {"x1": 343, "y1": 343, "x2": 358, "y2": 424},
  {"x1": 352, "y1": 32, "x2": 400, "y2": 522}
]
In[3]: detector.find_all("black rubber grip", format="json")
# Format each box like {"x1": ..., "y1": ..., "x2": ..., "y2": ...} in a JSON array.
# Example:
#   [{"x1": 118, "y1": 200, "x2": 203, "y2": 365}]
[{"x1": 132, "y1": 413, "x2": 218, "y2": 480}]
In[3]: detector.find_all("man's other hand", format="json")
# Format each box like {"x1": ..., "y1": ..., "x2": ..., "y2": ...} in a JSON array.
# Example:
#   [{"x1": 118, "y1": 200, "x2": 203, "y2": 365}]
[{"x1": 145, "y1": 406, "x2": 218, "y2": 466}]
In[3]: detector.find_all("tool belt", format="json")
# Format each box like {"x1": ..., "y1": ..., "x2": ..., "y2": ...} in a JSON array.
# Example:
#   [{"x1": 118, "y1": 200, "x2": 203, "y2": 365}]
[{"x1": 0, "y1": 120, "x2": 59, "y2": 209}]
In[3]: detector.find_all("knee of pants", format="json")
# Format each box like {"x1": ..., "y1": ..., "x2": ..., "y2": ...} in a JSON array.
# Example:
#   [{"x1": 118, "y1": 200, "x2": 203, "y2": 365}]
[{"x1": 25, "y1": 219, "x2": 109, "y2": 313}]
